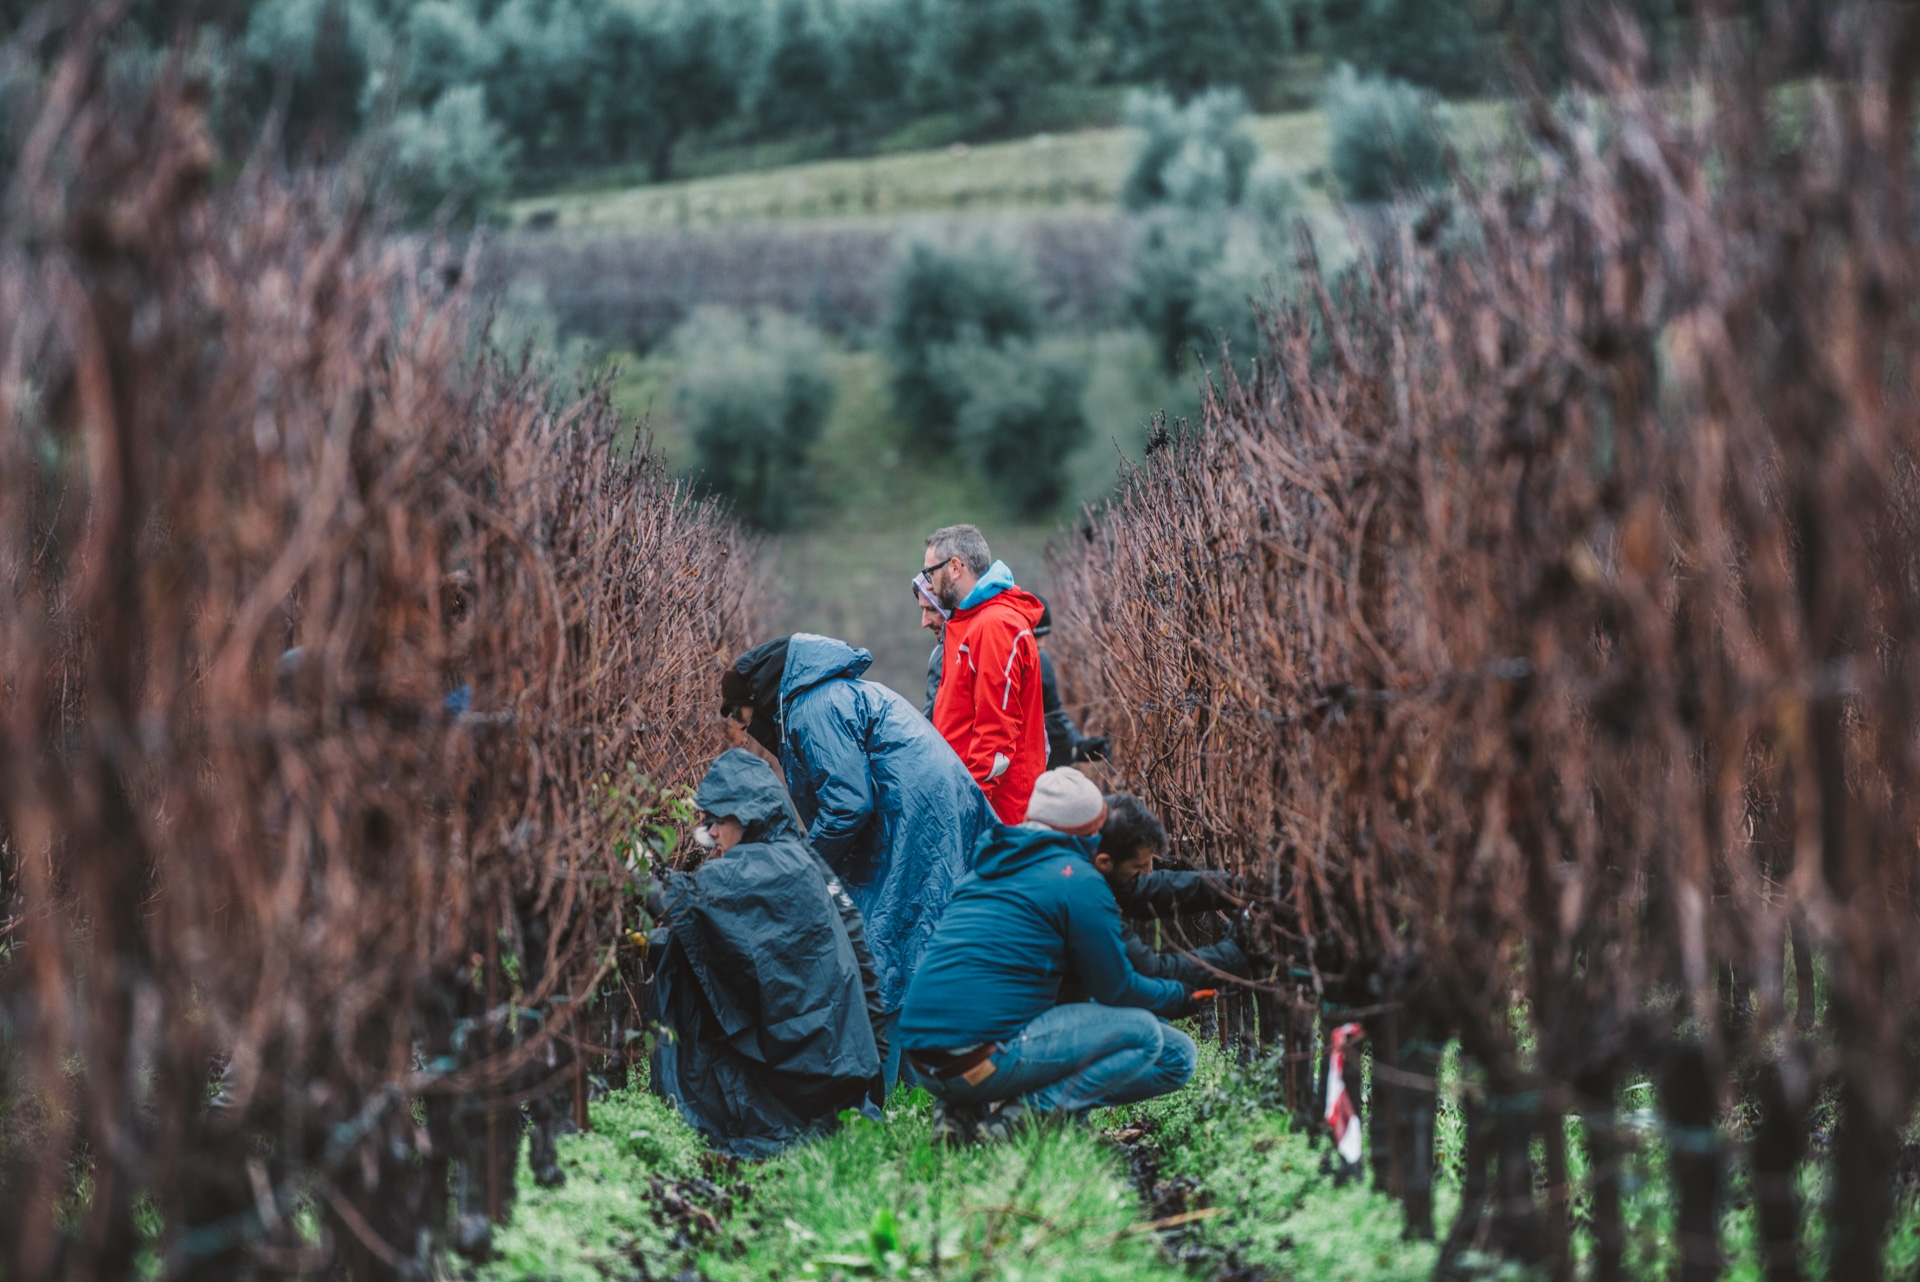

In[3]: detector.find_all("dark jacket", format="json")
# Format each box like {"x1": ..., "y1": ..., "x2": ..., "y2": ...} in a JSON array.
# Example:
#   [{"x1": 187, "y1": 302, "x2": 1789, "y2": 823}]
[
  {"x1": 777, "y1": 634, "x2": 995, "y2": 1011},
  {"x1": 923, "y1": 638, "x2": 943, "y2": 719},
  {"x1": 1039, "y1": 650, "x2": 1087, "y2": 769},
  {"x1": 649, "y1": 750, "x2": 887, "y2": 1157},
  {"x1": 1102, "y1": 869, "x2": 1247, "y2": 994},
  {"x1": 896, "y1": 822, "x2": 1190, "y2": 1051}
]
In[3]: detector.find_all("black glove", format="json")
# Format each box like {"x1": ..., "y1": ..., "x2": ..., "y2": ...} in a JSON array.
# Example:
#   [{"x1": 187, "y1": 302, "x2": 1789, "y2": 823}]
[
  {"x1": 1231, "y1": 902, "x2": 1281, "y2": 968},
  {"x1": 1073, "y1": 735, "x2": 1110, "y2": 763}
]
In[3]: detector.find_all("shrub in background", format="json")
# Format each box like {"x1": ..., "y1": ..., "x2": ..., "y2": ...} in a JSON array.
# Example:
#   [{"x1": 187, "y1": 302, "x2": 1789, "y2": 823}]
[
  {"x1": 1122, "y1": 89, "x2": 1294, "y2": 374},
  {"x1": 402, "y1": 0, "x2": 495, "y2": 107},
  {"x1": 834, "y1": 0, "x2": 921, "y2": 137},
  {"x1": 937, "y1": 336, "x2": 1090, "y2": 516},
  {"x1": 1129, "y1": 212, "x2": 1274, "y2": 376},
  {"x1": 477, "y1": 0, "x2": 590, "y2": 167},
  {"x1": 750, "y1": 0, "x2": 921, "y2": 150},
  {"x1": 909, "y1": 0, "x2": 1080, "y2": 133},
  {"x1": 1103, "y1": 0, "x2": 1292, "y2": 105},
  {"x1": 1121, "y1": 87, "x2": 1260, "y2": 211},
  {"x1": 1314, "y1": 0, "x2": 1488, "y2": 96},
  {"x1": 883, "y1": 238, "x2": 1039, "y2": 447},
  {"x1": 672, "y1": 306, "x2": 837, "y2": 530},
  {"x1": 383, "y1": 84, "x2": 516, "y2": 226},
  {"x1": 241, "y1": 0, "x2": 376, "y2": 157},
  {"x1": 486, "y1": 276, "x2": 601, "y2": 382},
  {"x1": 751, "y1": 0, "x2": 846, "y2": 138},
  {"x1": 579, "y1": 0, "x2": 755, "y2": 181},
  {"x1": 1129, "y1": 213, "x2": 1225, "y2": 373},
  {"x1": 1322, "y1": 64, "x2": 1447, "y2": 202}
]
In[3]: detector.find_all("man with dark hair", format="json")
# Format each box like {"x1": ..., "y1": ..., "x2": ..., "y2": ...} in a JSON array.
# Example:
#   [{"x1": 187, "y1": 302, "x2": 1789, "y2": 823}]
[
  {"x1": 922, "y1": 524, "x2": 1047, "y2": 822},
  {"x1": 719, "y1": 633, "x2": 994, "y2": 1091},
  {"x1": 1089, "y1": 793, "x2": 1259, "y2": 995},
  {"x1": 1032, "y1": 597, "x2": 1109, "y2": 769},
  {"x1": 896, "y1": 770, "x2": 1206, "y2": 1141}
]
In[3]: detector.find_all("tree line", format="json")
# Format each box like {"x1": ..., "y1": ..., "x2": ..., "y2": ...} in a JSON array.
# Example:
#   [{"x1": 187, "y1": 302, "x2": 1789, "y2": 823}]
[{"x1": 1, "y1": 0, "x2": 1682, "y2": 216}]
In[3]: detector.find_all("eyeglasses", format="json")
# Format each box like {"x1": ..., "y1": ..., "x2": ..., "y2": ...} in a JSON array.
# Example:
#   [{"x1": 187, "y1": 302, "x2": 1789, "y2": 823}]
[{"x1": 911, "y1": 572, "x2": 951, "y2": 619}]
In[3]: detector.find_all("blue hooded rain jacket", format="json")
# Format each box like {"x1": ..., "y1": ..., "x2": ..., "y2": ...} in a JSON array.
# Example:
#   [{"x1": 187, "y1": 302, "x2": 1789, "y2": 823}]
[{"x1": 777, "y1": 633, "x2": 995, "y2": 1011}]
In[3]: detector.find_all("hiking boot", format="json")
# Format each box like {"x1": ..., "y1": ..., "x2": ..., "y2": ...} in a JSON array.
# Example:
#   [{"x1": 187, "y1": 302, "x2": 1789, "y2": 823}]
[
  {"x1": 930, "y1": 1099, "x2": 982, "y2": 1146},
  {"x1": 975, "y1": 1099, "x2": 1032, "y2": 1144}
]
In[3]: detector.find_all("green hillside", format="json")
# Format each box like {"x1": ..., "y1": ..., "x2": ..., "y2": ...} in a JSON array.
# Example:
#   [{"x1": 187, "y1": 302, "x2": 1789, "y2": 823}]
[
  {"x1": 550, "y1": 98, "x2": 1507, "y2": 695},
  {"x1": 512, "y1": 104, "x2": 1506, "y2": 232},
  {"x1": 612, "y1": 337, "x2": 1187, "y2": 701}
]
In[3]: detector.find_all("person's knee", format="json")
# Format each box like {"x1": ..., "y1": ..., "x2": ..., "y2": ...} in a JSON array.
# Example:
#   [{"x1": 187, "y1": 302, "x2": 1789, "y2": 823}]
[
  {"x1": 1159, "y1": 1025, "x2": 1197, "y2": 1087},
  {"x1": 1110, "y1": 1006, "x2": 1166, "y2": 1054}
]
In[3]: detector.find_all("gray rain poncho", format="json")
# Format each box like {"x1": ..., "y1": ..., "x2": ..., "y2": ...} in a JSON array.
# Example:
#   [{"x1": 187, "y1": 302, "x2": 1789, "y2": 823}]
[{"x1": 648, "y1": 749, "x2": 887, "y2": 1157}]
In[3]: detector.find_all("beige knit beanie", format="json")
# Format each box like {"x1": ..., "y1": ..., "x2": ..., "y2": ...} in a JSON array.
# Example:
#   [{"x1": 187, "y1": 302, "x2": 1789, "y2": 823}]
[{"x1": 1023, "y1": 768, "x2": 1107, "y2": 836}]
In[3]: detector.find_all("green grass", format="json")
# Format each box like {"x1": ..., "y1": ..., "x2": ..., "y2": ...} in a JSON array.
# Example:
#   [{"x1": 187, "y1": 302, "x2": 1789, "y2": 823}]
[
  {"x1": 510, "y1": 103, "x2": 1512, "y2": 234},
  {"x1": 478, "y1": 1044, "x2": 1427, "y2": 1282},
  {"x1": 699, "y1": 1088, "x2": 1183, "y2": 1282},
  {"x1": 524, "y1": 87, "x2": 1147, "y2": 202},
  {"x1": 477, "y1": 1076, "x2": 1194, "y2": 1282},
  {"x1": 480, "y1": 1086, "x2": 708, "y2": 1282},
  {"x1": 1119, "y1": 1042, "x2": 1920, "y2": 1282},
  {"x1": 515, "y1": 126, "x2": 1151, "y2": 231},
  {"x1": 1116, "y1": 1044, "x2": 1452, "y2": 1281},
  {"x1": 447, "y1": 1038, "x2": 1920, "y2": 1281}
]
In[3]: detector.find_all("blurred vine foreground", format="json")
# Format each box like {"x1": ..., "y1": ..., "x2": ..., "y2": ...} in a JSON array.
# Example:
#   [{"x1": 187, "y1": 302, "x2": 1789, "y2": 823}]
[
  {"x1": 1052, "y1": 8, "x2": 1920, "y2": 1279},
  {"x1": 0, "y1": 19, "x2": 763, "y2": 1280}
]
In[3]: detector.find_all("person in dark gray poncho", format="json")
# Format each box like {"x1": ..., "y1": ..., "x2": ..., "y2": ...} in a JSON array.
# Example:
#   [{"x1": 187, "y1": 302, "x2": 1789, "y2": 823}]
[{"x1": 648, "y1": 749, "x2": 888, "y2": 1157}]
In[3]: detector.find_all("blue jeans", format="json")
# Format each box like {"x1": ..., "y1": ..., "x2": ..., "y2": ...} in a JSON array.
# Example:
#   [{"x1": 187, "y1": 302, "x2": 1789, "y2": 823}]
[{"x1": 910, "y1": 1003, "x2": 1195, "y2": 1115}]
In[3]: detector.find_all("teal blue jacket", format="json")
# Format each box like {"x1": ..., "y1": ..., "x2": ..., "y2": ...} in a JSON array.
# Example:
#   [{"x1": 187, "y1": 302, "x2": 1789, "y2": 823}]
[{"x1": 895, "y1": 821, "x2": 1190, "y2": 1050}]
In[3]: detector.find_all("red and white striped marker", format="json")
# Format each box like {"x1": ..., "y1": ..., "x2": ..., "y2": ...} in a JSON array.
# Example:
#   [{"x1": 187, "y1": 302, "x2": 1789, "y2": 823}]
[{"x1": 1324, "y1": 1022, "x2": 1365, "y2": 1165}]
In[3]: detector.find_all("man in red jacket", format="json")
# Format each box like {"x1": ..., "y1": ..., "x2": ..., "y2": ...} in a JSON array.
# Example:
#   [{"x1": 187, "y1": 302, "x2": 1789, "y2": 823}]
[{"x1": 921, "y1": 524, "x2": 1048, "y2": 823}]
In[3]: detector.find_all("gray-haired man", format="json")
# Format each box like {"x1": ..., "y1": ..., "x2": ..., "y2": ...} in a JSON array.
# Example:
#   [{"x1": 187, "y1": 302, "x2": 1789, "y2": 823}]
[{"x1": 921, "y1": 524, "x2": 1047, "y2": 824}]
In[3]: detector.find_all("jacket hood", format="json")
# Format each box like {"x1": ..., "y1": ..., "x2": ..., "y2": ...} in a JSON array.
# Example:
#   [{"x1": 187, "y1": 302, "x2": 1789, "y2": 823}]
[
  {"x1": 970, "y1": 820, "x2": 1101, "y2": 880},
  {"x1": 694, "y1": 749, "x2": 805, "y2": 844},
  {"x1": 954, "y1": 579, "x2": 1046, "y2": 634},
  {"x1": 956, "y1": 560, "x2": 1016, "y2": 612},
  {"x1": 780, "y1": 633, "x2": 873, "y2": 704}
]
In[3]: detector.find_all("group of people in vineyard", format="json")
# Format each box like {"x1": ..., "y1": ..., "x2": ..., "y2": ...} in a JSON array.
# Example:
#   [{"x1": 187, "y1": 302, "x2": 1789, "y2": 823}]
[{"x1": 645, "y1": 524, "x2": 1266, "y2": 1153}]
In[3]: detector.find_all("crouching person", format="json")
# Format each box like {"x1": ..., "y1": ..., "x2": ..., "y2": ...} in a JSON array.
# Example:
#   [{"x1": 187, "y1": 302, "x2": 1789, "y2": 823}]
[
  {"x1": 1096, "y1": 793, "x2": 1257, "y2": 991},
  {"x1": 894, "y1": 769, "x2": 1203, "y2": 1141},
  {"x1": 648, "y1": 749, "x2": 888, "y2": 1158}
]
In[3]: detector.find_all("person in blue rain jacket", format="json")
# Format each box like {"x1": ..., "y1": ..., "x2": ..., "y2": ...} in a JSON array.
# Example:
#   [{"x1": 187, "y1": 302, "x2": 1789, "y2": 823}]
[{"x1": 720, "y1": 632, "x2": 995, "y2": 1090}]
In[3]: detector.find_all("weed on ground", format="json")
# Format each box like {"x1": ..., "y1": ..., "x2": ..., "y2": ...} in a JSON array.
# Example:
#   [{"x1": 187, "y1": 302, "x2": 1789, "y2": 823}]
[
  {"x1": 477, "y1": 1042, "x2": 1920, "y2": 1280},
  {"x1": 481, "y1": 1077, "x2": 1190, "y2": 1281},
  {"x1": 1109, "y1": 1045, "x2": 1448, "y2": 1282},
  {"x1": 698, "y1": 1087, "x2": 1181, "y2": 1282},
  {"x1": 480, "y1": 1087, "x2": 722, "y2": 1282}
]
